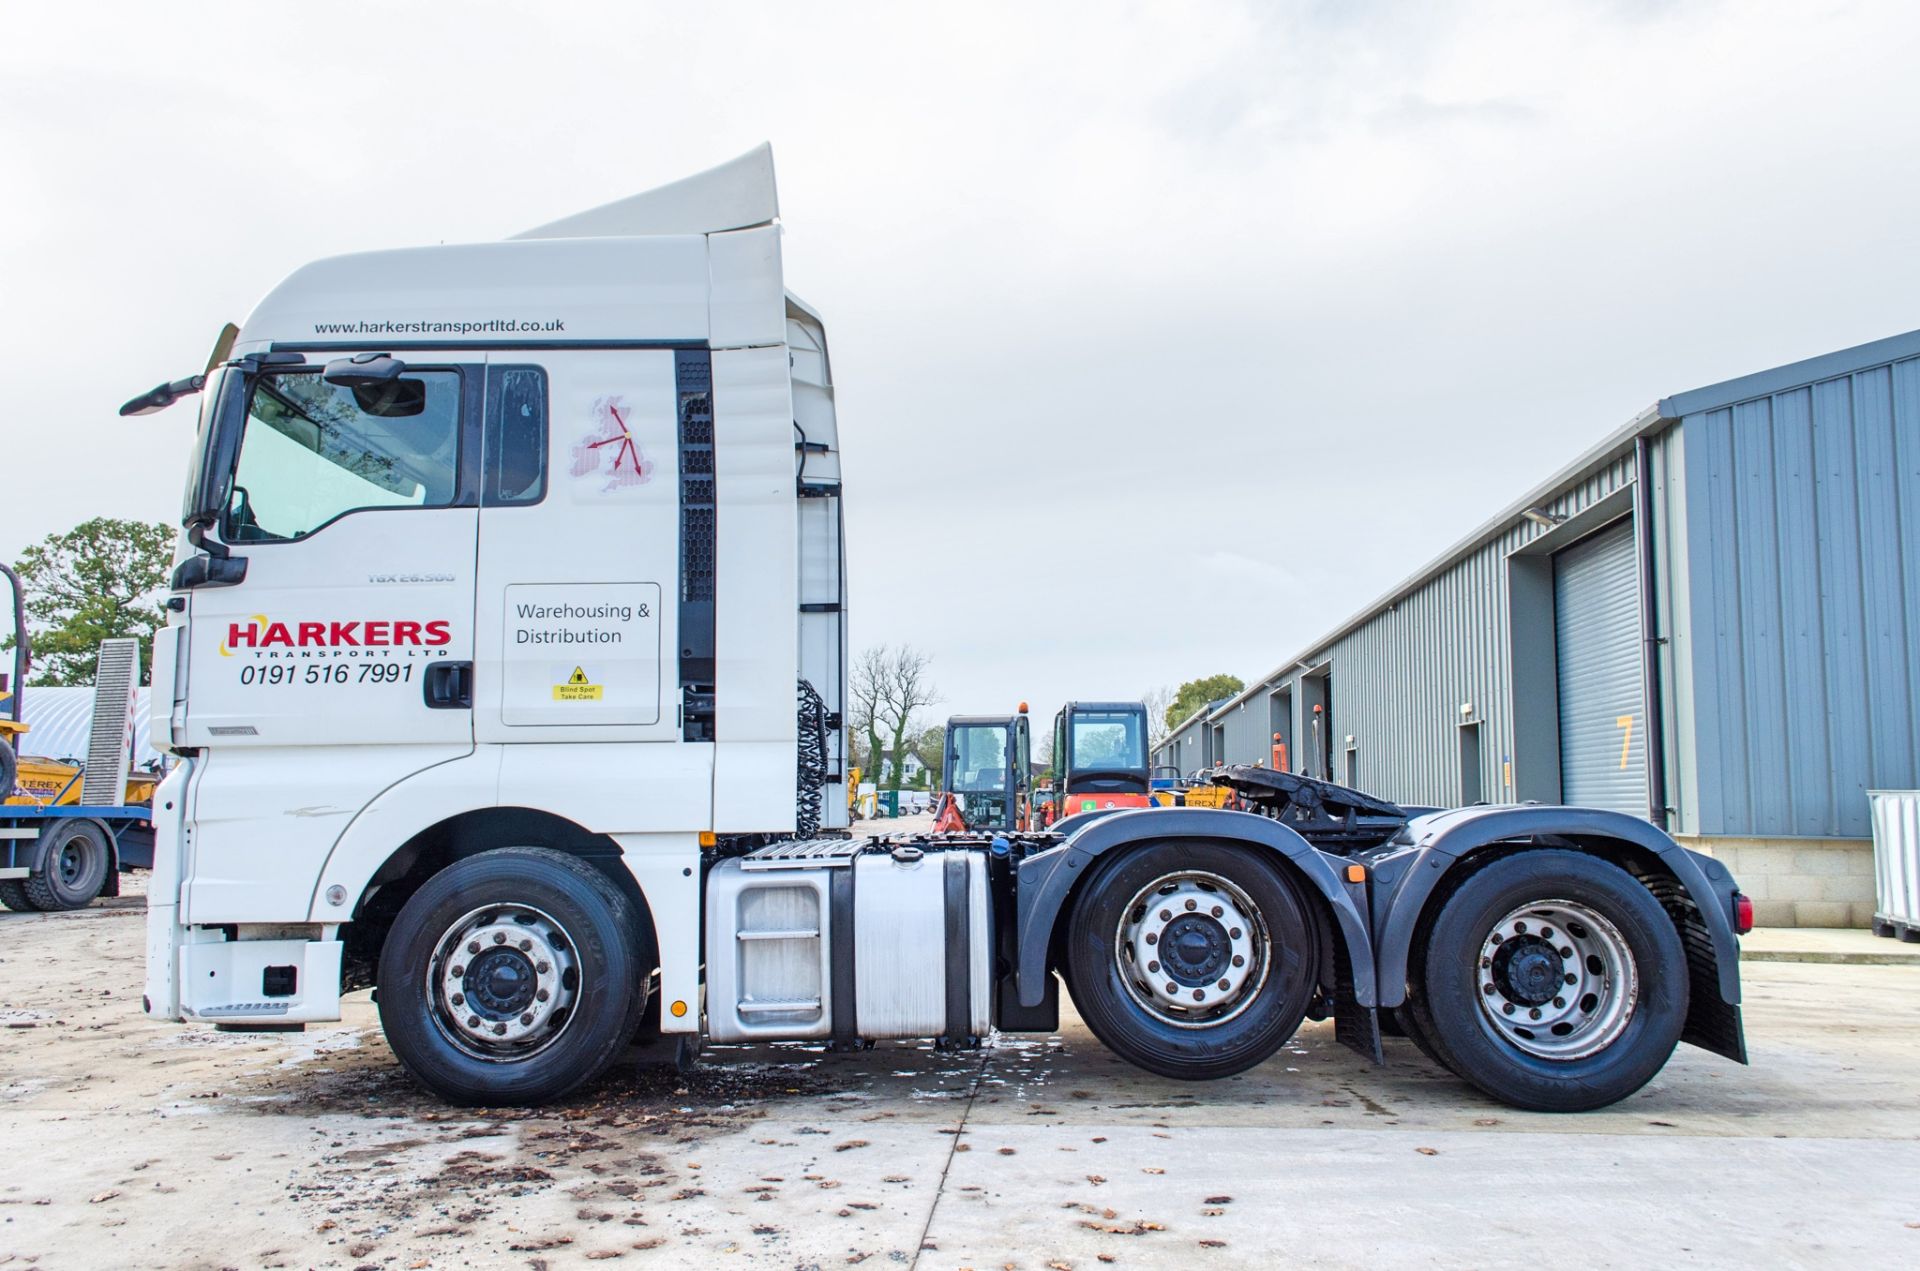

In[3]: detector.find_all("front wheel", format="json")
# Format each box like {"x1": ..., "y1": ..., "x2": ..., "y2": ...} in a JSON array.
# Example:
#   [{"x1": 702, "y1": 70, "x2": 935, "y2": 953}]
[
  {"x1": 1407, "y1": 850, "x2": 1688, "y2": 1112},
  {"x1": 23, "y1": 821, "x2": 110, "y2": 911},
  {"x1": 1062, "y1": 841, "x2": 1321, "y2": 1080},
  {"x1": 377, "y1": 847, "x2": 649, "y2": 1106}
]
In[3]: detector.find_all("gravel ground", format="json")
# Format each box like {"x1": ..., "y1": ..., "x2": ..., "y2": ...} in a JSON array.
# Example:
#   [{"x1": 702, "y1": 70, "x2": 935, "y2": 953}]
[{"x1": 1, "y1": 862, "x2": 1917, "y2": 1269}]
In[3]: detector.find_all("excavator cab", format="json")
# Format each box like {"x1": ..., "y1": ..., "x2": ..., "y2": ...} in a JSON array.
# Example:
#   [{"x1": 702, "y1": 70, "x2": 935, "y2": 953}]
[
  {"x1": 1051, "y1": 701, "x2": 1153, "y2": 819},
  {"x1": 940, "y1": 708, "x2": 1033, "y2": 831}
]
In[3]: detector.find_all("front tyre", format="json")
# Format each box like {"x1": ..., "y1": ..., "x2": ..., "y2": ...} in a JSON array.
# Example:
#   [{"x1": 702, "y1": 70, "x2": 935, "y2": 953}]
[
  {"x1": 378, "y1": 847, "x2": 647, "y2": 1106},
  {"x1": 1408, "y1": 850, "x2": 1688, "y2": 1113},
  {"x1": 1062, "y1": 841, "x2": 1320, "y2": 1080}
]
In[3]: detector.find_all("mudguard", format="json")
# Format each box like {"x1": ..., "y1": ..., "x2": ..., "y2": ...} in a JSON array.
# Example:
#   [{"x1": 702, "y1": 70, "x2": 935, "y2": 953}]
[
  {"x1": 1014, "y1": 807, "x2": 1376, "y2": 1010},
  {"x1": 1367, "y1": 805, "x2": 1746, "y2": 1062}
]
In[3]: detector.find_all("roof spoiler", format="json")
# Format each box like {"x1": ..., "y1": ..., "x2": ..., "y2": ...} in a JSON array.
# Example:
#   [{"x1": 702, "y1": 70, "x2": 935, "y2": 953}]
[{"x1": 512, "y1": 143, "x2": 779, "y2": 241}]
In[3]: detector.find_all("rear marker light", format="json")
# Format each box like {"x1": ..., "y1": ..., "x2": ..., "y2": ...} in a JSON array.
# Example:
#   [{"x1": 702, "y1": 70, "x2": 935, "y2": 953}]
[{"x1": 1734, "y1": 892, "x2": 1754, "y2": 935}]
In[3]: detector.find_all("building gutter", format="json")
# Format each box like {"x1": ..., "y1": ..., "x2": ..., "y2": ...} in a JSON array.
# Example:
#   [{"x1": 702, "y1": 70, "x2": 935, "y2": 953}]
[{"x1": 1633, "y1": 434, "x2": 1670, "y2": 830}]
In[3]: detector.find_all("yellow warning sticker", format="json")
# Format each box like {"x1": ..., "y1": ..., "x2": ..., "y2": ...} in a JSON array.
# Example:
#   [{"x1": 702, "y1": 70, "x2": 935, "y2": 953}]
[{"x1": 552, "y1": 666, "x2": 604, "y2": 702}]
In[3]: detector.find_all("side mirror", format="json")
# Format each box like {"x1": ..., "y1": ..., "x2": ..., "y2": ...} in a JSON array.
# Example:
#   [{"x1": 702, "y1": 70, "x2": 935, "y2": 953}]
[{"x1": 119, "y1": 375, "x2": 206, "y2": 417}]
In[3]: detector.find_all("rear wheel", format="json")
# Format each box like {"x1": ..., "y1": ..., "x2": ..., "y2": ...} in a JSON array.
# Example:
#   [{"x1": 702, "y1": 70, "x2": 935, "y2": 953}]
[
  {"x1": 377, "y1": 847, "x2": 648, "y2": 1106},
  {"x1": 1062, "y1": 841, "x2": 1320, "y2": 1080},
  {"x1": 0, "y1": 879, "x2": 35, "y2": 911},
  {"x1": 1407, "y1": 850, "x2": 1687, "y2": 1112},
  {"x1": 23, "y1": 821, "x2": 110, "y2": 911}
]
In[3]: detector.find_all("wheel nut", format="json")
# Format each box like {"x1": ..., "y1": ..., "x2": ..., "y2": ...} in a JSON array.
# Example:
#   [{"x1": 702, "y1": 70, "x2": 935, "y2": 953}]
[
  {"x1": 1502, "y1": 1003, "x2": 1515, "y2": 1015},
  {"x1": 1529, "y1": 1008, "x2": 1542, "y2": 1020},
  {"x1": 1541, "y1": 927, "x2": 1554, "y2": 939},
  {"x1": 1217, "y1": 979, "x2": 1230, "y2": 991},
  {"x1": 468, "y1": 941, "x2": 481, "y2": 955},
  {"x1": 521, "y1": 1012, "x2": 535, "y2": 1026},
  {"x1": 467, "y1": 1016, "x2": 481, "y2": 1029},
  {"x1": 1515, "y1": 921, "x2": 1528, "y2": 934},
  {"x1": 1231, "y1": 955, "x2": 1245, "y2": 968},
  {"x1": 536, "y1": 961, "x2": 551, "y2": 974},
  {"x1": 1564, "y1": 973, "x2": 1577, "y2": 984},
  {"x1": 1185, "y1": 899, "x2": 1197, "y2": 911},
  {"x1": 493, "y1": 932, "x2": 507, "y2": 945},
  {"x1": 451, "y1": 993, "x2": 465, "y2": 1006},
  {"x1": 535, "y1": 989, "x2": 549, "y2": 1002},
  {"x1": 1191, "y1": 989, "x2": 1205, "y2": 1001},
  {"x1": 493, "y1": 1022, "x2": 507, "y2": 1035},
  {"x1": 1147, "y1": 960, "x2": 1160, "y2": 973},
  {"x1": 1559, "y1": 946, "x2": 1573, "y2": 958},
  {"x1": 1145, "y1": 932, "x2": 1158, "y2": 946},
  {"x1": 1229, "y1": 927, "x2": 1243, "y2": 940},
  {"x1": 1165, "y1": 982, "x2": 1178, "y2": 995},
  {"x1": 1211, "y1": 905, "x2": 1223, "y2": 917},
  {"x1": 451, "y1": 965, "x2": 465, "y2": 978},
  {"x1": 1160, "y1": 909, "x2": 1172, "y2": 921},
  {"x1": 1553, "y1": 997, "x2": 1565, "y2": 1008},
  {"x1": 1483, "y1": 984, "x2": 1496, "y2": 995},
  {"x1": 1489, "y1": 932, "x2": 1503, "y2": 944},
  {"x1": 519, "y1": 939, "x2": 533, "y2": 951}
]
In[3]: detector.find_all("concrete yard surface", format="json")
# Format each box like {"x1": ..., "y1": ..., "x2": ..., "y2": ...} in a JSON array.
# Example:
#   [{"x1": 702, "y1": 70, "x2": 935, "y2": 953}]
[{"x1": 2, "y1": 879, "x2": 1917, "y2": 1269}]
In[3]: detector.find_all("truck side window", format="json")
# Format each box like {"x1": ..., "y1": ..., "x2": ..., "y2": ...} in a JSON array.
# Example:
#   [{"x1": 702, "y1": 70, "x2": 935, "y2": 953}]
[
  {"x1": 484, "y1": 366, "x2": 548, "y2": 506},
  {"x1": 223, "y1": 369, "x2": 461, "y2": 542}
]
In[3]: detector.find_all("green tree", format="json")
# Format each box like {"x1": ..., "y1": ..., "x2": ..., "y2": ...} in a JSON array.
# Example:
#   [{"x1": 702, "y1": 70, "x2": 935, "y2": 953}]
[
  {"x1": 1166, "y1": 673, "x2": 1245, "y2": 731},
  {"x1": 10, "y1": 518, "x2": 175, "y2": 686},
  {"x1": 912, "y1": 723, "x2": 945, "y2": 789}
]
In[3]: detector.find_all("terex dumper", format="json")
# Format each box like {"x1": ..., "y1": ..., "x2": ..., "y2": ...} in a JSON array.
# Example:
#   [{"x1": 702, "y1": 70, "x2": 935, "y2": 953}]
[{"x1": 132, "y1": 147, "x2": 1752, "y2": 1111}]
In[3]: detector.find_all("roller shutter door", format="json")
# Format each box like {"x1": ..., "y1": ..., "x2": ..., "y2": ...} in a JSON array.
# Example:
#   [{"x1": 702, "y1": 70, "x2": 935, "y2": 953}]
[{"x1": 1554, "y1": 520, "x2": 1647, "y2": 817}]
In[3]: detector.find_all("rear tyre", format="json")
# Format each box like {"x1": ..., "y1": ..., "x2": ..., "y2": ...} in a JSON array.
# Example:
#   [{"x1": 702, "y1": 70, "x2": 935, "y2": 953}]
[
  {"x1": 377, "y1": 847, "x2": 648, "y2": 1106},
  {"x1": 23, "y1": 821, "x2": 110, "y2": 911},
  {"x1": 0, "y1": 879, "x2": 35, "y2": 911},
  {"x1": 1062, "y1": 840, "x2": 1320, "y2": 1080},
  {"x1": 1408, "y1": 850, "x2": 1687, "y2": 1112}
]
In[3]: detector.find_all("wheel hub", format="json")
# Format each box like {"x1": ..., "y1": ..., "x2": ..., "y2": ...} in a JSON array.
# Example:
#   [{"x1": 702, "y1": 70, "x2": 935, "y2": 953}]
[
  {"x1": 1475, "y1": 900, "x2": 1639, "y2": 1061},
  {"x1": 1116, "y1": 871, "x2": 1267, "y2": 1026},
  {"x1": 433, "y1": 906, "x2": 578, "y2": 1058},
  {"x1": 1491, "y1": 935, "x2": 1564, "y2": 1006},
  {"x1": 1160, "y1": 914, "x2": 1231, "y2": 985}
]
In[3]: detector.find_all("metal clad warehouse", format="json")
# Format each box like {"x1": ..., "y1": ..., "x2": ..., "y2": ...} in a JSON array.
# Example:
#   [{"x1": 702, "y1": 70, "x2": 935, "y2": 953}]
[{"x1": 1154, "y1": 330, "x2": 1920, "y2": 926}]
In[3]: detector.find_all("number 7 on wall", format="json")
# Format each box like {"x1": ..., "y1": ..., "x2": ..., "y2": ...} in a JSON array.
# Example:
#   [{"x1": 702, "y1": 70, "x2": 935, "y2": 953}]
[{"x1": 1616, "y1": 714, "x2": 1634, "y2": 769}]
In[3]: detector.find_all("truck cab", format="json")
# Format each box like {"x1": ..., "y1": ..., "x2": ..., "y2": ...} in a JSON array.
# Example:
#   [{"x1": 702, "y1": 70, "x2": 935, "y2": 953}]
[{"x1": 138, "y1": 146, "x2": 850, "y2": 1097}]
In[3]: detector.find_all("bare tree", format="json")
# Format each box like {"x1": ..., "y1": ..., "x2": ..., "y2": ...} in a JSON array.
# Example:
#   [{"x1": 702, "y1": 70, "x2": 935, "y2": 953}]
[
  {"x1": 850, "y1": 645, "x2": 941, "y2": 793},
  {"x1": 1141, "y1": 684, "x2": 1175, "y2": 752}
]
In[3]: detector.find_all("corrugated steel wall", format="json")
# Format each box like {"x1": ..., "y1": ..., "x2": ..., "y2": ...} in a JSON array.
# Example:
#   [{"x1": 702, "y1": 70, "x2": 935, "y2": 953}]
[
  {"x1": 1682, "y1": 353, "x2": 1920, "y2": 839},
  {"x1": 1246, "y1": 452, "x2": 1644, "y2": 810}
]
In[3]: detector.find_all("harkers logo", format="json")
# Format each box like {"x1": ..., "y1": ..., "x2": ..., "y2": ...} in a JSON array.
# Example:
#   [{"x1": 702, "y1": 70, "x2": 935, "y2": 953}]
[{"x1": 220, "y1": 614, "x2": 453, "y2": 659}]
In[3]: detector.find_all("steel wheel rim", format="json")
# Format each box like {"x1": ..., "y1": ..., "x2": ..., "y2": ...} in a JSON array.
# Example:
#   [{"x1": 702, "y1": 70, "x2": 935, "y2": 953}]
[
  {"x1": 1473, "y1": 898, "x2": 1637, "y2": 1061},
  {"x1": 1114, "y1": 869, "x2": 1270, "y2": 1029},
  {"x1": 428, "y1": 903, "x2": 581, "y2": 1063},
  {"x1": 58, "y1": 839, "x2": 88, "y2": 886}
]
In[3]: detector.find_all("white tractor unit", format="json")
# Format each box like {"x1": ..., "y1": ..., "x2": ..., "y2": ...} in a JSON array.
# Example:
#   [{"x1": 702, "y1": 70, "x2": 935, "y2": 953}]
[{"x1": 130, "y1": 147, "x2": 1753, "y2": 1111}]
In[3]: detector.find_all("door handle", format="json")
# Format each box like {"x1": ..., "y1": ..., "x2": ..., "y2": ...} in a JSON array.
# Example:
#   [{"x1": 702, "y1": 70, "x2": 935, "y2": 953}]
[{"x1": 423, "y1": 661, "x2": 473, "y2": 709}]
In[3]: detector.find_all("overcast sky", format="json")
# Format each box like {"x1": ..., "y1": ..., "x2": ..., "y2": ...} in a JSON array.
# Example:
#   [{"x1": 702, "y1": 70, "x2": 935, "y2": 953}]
[{"x1": 4, "y1": 1, "x2": 1918, "y2": 731}]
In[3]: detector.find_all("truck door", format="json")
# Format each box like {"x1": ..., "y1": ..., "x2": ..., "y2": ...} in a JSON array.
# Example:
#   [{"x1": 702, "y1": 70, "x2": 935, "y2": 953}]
[
  {"x1": 179, "y1": 354, "x2": 478, "y2": 921},
  {"x1": 472, "y1": 350, "x2": 708, "y2": 826}
]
